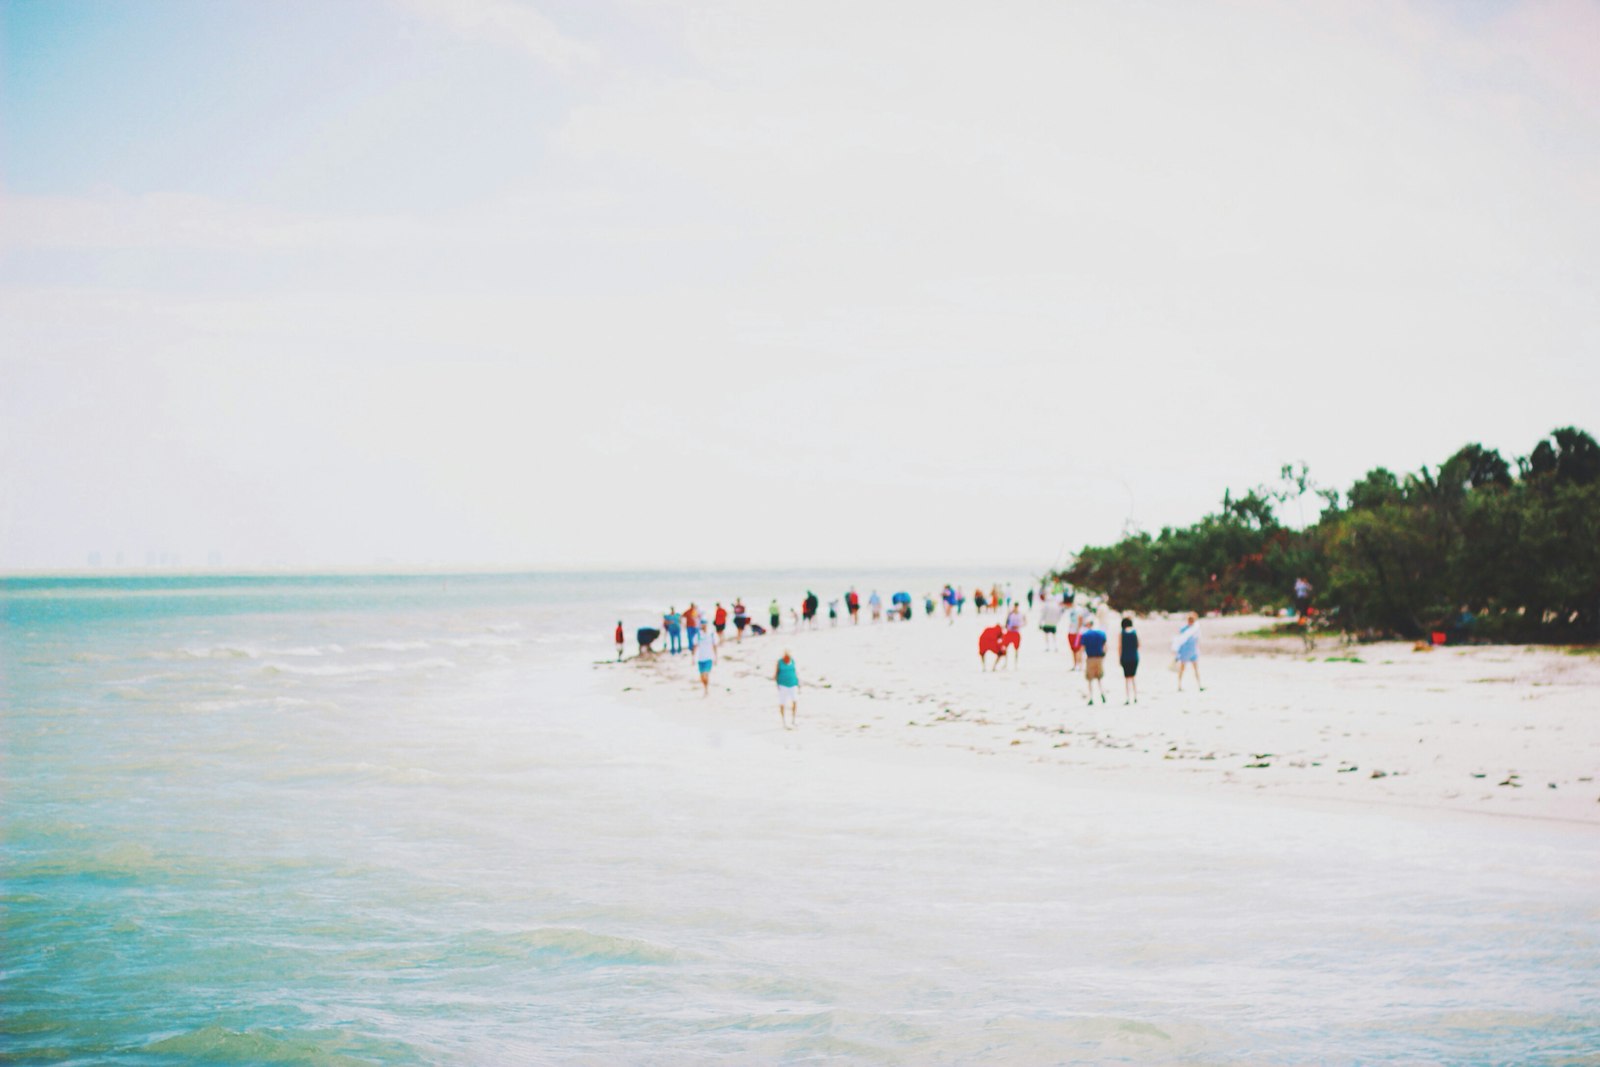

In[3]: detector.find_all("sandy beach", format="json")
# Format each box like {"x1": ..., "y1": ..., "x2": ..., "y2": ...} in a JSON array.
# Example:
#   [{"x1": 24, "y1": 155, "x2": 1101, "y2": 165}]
[{"x1": 615, "y1": 609, "x2": 1600, "y2": 826}]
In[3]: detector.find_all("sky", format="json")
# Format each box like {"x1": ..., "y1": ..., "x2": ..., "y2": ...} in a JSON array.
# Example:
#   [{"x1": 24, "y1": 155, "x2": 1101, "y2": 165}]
[{"x1": 2, "y1": 0, "x2": 1597, "y2": 572}]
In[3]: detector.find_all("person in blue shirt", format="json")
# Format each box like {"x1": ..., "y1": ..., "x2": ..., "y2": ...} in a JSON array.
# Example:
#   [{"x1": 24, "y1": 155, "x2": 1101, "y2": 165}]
[
  {"x1": 1079, "y1": 617, "x2": 1109, "y2": 705},
  {"x1": 663, "y1": 608, "x2": 683, "y2": 655}
]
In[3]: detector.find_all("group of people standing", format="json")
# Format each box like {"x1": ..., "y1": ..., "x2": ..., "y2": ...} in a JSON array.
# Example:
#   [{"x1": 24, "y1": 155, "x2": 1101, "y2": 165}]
[{"x1": 1025, "y1": 591, "x2": 1206, "y2": 704}]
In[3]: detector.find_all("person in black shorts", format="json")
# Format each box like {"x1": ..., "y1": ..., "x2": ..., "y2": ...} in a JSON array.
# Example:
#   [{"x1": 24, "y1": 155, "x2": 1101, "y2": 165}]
[{"x1": 1118, "y1": 616, "x2": 1140, "y2": 704}]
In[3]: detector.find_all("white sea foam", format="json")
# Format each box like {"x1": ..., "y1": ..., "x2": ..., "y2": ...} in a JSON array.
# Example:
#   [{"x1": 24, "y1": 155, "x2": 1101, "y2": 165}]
[
  {"x1": 441, "y1": 635, "x2": 521, "y2": 648},
  {"x1": 269, "y1": 643, "x2": 345, "y2": 657},
  {"x1": 172, "y1": 645, "x2": 258, "y2": 659},
  {"x1": 262, "y1": 660, "x2": 398, "y2": 677}
]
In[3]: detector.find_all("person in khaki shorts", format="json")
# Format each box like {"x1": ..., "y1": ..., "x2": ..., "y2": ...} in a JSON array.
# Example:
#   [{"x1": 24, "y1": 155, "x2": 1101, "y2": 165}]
[{"x1": 1079, "y1": 617, "x2": 1109, "y2": 705}]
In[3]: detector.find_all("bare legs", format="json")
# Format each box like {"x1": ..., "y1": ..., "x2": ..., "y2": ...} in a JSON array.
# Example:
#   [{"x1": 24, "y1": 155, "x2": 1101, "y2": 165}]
[{"x1": 1177, "y1": 661, "x2": 1204, "y2": 691}]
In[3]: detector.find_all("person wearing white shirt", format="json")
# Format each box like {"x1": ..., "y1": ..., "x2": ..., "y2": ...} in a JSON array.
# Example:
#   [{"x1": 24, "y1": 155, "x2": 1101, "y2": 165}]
[
  {"x1": 1038, "y1": 595, "x2": 1065, "y2": 651},
  {"x1": 1064, "y1": 596, "x2": 1086, "y2": 671}
]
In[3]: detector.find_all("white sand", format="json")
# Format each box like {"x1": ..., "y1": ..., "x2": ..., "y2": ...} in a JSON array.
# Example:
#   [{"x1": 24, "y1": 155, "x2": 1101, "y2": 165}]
[{"x1": 617, "y1": 609, "x2": 1600, "y2": 825}]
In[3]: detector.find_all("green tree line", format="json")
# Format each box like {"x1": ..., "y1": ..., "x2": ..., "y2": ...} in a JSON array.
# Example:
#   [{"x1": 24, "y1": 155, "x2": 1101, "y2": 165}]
[{"x1": 1052, "y1": 427, "x2": 1600, "y2": 642}]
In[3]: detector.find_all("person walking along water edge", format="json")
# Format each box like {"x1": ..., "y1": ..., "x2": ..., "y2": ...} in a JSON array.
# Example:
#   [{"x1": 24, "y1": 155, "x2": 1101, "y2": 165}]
[
  {"x1": 664, "y1": 607, "x2": 683, "y2": 654},
  {"x1": 695, "y1": 623, "x2": 718, "y2": 696},
  {"x1": 774, "y1": 651, "x2": 800, "y2": 729},
  {"x1": 1118, "y1": 616, "x2": 1140, "y2": 704},
  {"x1": 733, "y1": 598, "x2": 748, "y2": 642},
  {"x1": 1174, "y1": 612, "x2": 1203, "y2": 691},
  {"x1": 684, "y1": 603, "x2": 700, "y2": 653},
  {"x1": 615, "y1": 620, "x2": 625, "y2": 661}
]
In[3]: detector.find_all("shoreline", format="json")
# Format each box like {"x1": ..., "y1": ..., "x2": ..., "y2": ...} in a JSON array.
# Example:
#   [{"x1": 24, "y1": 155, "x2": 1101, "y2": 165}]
[{"x1": 603, "y1": 610, "x2": 1600, "y2": 827}]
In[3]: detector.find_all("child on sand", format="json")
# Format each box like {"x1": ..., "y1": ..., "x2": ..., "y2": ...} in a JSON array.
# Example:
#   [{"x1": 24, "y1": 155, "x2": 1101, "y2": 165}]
[
  {"x1": 615, "y1": 621, "x2": 624, "y2": 661},
  {"x1": 1080, "y1": 617, "x2": 1108, "y2": 704},
  {"x1": 774, "y1": 651, "x2": 800, "y2": 729},
  {"x1": 1118, "y1": 616, "x2": 1140, "y2": 704},
  {"x1": 1173, "y1": 612, "x2": 1203, "y2": 692},
  {"x1": 695, "y1": 624, "x2": 718, "y2": 696},
  {"x1": 769, "y1": 598, "x2": 782, "y2": 631}
]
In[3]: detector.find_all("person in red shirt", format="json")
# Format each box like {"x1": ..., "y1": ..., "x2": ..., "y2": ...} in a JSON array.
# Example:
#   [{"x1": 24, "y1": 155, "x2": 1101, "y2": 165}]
[
  {"x1": 683, "y1": 604, "x2": 701, "y2": 654},
  {"x1": 614, "y1": 621, "x2": 624, "y2": 660}
]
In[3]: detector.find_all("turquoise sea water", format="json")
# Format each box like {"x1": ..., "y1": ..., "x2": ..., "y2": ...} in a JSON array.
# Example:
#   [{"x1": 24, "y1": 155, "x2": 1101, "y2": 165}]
[{"x1": 3, "y1": 573, "x2": 1598, "y2": 1064}]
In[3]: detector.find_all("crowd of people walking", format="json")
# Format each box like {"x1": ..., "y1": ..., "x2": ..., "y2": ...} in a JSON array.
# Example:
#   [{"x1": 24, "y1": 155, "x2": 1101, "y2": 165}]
[{"x1": 619, "y1": 580, "x2": 1206, "y2": 723}]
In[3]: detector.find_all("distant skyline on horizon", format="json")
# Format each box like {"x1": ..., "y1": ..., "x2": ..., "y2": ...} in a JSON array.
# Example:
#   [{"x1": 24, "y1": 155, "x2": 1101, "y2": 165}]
[{"x1": 5, "y1": 1, "x2": 1597, "y2": 572}]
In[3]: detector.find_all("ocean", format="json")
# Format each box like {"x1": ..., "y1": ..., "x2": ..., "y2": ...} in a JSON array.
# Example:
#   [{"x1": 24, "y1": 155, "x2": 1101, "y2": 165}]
[{"x1": 3, "y1": 572, "x2": 1597, "y2": 1064}]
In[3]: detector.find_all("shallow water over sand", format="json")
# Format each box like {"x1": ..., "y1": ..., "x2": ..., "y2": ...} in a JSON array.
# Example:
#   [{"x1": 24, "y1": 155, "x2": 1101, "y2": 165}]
[{"x1": 4, "y1": 574, "x2": 1597, "y2": 1064}]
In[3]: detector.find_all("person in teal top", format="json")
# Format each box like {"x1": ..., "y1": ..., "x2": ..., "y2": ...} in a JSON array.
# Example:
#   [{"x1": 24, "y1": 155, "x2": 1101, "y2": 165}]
[
  {"x1": 774, "y1": 651, "x2": 800, "y2": 729},
  {"x1": 695, "y1": 625, "x2": 717, "y2": 697}
]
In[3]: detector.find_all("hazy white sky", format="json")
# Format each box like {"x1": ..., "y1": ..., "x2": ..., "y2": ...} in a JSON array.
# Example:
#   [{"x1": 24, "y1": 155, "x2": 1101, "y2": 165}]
[{"x1": 3, "y1": 0, "x2": 1597, "y2": 571}]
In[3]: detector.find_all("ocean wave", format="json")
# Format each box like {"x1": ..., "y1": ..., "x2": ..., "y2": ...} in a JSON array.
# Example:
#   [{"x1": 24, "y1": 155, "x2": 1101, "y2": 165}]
[
  {"x1": 266, "y1": 761, "x2": 446, "y2": 786},
  {"x1": 168, "y1": 645, "x2": 258, "y2": 660},
  {"x1": 440, "y1": 635, "x2": 520, "y2": 649},
  {"x1": 269, "y1": 643, "x2": 345, "y2": 657},
  {"x1": 142, "y1": 1025, "x2": 422, "y2": 1066},
  {"x1": 360, "y1": 639, "x2": 430, "y2": 651},
  {"x1": 493, "y1": 926, "x2": 681, "y2": 966},
  {"x1": 184, "y1": 697, "x2": 271, "y2": 713},
  {"x1": 105, "y1": 672, "x2": 183, "y2": 687}
]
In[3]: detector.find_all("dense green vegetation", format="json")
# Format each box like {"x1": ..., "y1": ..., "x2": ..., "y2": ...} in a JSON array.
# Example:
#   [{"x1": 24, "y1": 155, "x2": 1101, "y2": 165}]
[{"x1": 1052, "y1": 427, "x2": 1600, "y2": 642}]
